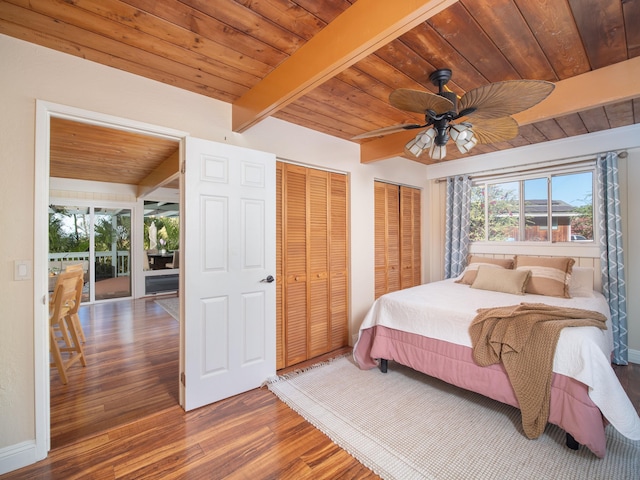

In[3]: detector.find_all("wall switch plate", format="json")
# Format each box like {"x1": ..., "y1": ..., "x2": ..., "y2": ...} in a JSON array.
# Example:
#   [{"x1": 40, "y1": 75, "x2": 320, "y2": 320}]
[{"x1": 14, "y1": 260, "x2": 32, "y2": 281}]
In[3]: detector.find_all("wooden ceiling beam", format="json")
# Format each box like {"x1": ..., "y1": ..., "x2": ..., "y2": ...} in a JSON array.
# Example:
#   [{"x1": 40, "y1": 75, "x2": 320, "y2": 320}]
[
  {"x1": 137, "y1": 150, "x2": 180, "y2": 198},
  {"x1": 360, "y1": 57, "x2": 640, "y2": 163},
  {"x1": 231, "y1": 0, "x2": 460, "y2": 133}
]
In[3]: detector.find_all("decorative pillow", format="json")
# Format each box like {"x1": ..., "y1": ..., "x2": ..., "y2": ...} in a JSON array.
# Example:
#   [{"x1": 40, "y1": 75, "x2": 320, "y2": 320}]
[
  {"x1": 514, "y1": 256, "x2": 575, "y2": 298},
  {"x1": 569, "y1": 266, "x2": 595, "y2": 297},
  {"x1": 455, "y1": 255, "x2": 514, "y2": 285},
  {"x1": 471, "y1": 266, "x2": 531, "y2": 295}
]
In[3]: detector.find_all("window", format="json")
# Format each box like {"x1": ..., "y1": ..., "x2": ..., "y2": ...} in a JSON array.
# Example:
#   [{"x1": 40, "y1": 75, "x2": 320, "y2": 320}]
[
  {"x1": 470, "y1": 169, "x2": 594, "y2": 243},
  {"x1": 143, "y1": 200, "x2": 180, "y2": 253},
  {"x1": 143, "y1": 200, "x2": 180, "y2": 295}
]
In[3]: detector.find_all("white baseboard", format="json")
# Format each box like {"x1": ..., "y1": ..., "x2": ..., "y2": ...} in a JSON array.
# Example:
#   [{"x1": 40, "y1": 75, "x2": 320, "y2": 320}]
[{"x1": 0, "y1": 440, "x2": 39, "y2": 475}]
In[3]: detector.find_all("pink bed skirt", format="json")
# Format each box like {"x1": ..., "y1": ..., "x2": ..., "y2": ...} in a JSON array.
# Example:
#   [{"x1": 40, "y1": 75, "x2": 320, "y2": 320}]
[{"x1": 354, "y1": 325, "x2": 607, "y2": 457}]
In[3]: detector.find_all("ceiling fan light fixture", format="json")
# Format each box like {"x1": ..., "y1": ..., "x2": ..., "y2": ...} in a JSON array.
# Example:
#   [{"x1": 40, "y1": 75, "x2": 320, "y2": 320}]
[
  {"x1": 429, "y1": 143, "x2": 447, "y2": 161},
  {"x1": 405, "y1": 127, "x2": 436, "y2": 157},
  {"x1": 377, "y1": 68, "x2": 555, "y2": 162},
  {"x1": 455, "y1": 135, "x2": 478, "y2": 154},
  {"x1": 450, "y1": 122, "x2": 477, "y2": 154},
  {"x1": 449, "y1": 122, "x2": 472, "y2": 142}
]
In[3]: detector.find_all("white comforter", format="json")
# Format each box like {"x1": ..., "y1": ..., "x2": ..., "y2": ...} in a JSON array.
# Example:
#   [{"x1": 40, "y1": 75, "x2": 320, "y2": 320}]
[{"x1": 355, "y1": 279, "x2": 640, "y2": 440}]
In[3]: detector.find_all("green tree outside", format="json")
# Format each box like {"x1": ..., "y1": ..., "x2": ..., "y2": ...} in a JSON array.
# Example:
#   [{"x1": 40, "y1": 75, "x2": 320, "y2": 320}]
[
  {"x1": 470, "y1": 184, "x2": 520, "y2": 241},
  {"x1": 144, "y1": 217, "x2": 180, "y2": 251}
]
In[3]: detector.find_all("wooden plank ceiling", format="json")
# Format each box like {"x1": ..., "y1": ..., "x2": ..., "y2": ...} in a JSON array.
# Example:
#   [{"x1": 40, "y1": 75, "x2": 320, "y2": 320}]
[{"x1": 2, "y1": 0, "x2": 639, "y2": 189}]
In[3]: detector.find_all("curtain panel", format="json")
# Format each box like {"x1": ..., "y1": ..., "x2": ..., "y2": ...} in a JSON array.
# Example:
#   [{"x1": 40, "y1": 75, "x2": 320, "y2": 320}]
[
  {"x1": 597, "y1": 152, "x2": 628, "y2": 365},
  {"x1": 444, "y1": 175, "x2": 472, "y2": 279}
]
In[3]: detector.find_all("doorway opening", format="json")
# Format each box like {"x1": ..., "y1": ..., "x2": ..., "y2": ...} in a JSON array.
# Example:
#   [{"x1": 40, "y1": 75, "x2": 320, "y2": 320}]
[{"x1": 37, "y1": 101, "x2": 186, "y2": 452}]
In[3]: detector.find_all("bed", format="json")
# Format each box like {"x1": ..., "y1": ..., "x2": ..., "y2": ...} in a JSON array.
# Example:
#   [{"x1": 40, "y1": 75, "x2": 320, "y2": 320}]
[{"x1": 353, "y1": 258, "x2": 640, "y2": 458}]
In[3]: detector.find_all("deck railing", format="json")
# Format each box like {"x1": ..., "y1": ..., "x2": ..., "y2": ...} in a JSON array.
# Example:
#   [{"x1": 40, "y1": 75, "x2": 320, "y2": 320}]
[{"x1": 48, "y1": 251, "x2": 130, "y2": 277}]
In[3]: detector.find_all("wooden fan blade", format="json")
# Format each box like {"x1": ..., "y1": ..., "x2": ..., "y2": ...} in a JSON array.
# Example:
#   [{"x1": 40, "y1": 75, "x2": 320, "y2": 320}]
[
  {"x1": 389, "y1": 88, "x2": 454, "y2": 114},
  {"x1": 351, "y1": 123, "x2": 424, "y2": 140},
  {"x1": 459, "y1": 80, "x2": 555, "y2": 120},
  {"x1": 469, "y1": 116, "x2": 519, "y2": 144}
]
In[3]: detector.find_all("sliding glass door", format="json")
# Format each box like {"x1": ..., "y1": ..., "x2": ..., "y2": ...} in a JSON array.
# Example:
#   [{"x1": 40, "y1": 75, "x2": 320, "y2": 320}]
[
  {"x1": 94, "y1": 207, "x2": 131, "y2": 300},
  {"x1": 49, "y1": 204, "x2": 132, "y2": 302}
]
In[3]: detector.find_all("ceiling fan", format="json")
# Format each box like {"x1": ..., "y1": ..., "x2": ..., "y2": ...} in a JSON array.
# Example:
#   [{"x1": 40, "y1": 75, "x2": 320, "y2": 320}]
[{"x1": 353, "y1": 69, "x2": 555, "y2": 161}]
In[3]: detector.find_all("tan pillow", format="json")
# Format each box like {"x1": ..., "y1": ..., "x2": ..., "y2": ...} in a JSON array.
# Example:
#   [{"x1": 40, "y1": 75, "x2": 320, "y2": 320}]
[
  {"x1": 471, "y1": 266, "x2": 531, "y2": 295},
  {"x1": 455, "y1": 255, "x2": 514, "y2": 285},
  {"x1": 514, "y1": 256, "x2": 575, "y2": 298}
]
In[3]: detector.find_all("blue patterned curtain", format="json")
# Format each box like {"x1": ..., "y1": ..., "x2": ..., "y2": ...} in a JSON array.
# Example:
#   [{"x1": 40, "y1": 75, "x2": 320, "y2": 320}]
[
  {"x1": 597, "y1": 152, "x2": 628, "y2": 365},
  {"x1": 444, "y1": 175, "x2": 472, "y2": 279}
]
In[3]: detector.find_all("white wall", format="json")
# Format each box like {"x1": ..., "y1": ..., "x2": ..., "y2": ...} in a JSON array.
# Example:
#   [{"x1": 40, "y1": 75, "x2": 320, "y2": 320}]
[{"x1": 0, "y1": 33, "x2": 429, "y2": 472}]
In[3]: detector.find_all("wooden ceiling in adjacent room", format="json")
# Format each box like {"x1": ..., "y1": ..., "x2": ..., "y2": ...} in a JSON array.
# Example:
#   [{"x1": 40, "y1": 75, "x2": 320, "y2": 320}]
[
  {"x1": 2, "y1": 0, "x2": 639, "y2": 178},
  {"x1": 49, "y1": 117, "x2": 180, "y2": 191}
]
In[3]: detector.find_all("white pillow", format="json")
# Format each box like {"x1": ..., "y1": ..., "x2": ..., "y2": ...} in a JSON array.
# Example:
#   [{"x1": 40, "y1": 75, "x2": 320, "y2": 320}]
[{"x1": 569, "y1": 267, "x2": 595, "y2": 297}]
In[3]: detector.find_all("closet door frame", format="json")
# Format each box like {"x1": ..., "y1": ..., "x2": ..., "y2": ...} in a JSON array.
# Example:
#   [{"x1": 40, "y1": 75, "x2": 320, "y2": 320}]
[
  {"x1": 277, "y1": 161, "x2": 350, "y2": 369},
  {"x1": 374, "y1": 180, "x2": 422, "y2": 299}
]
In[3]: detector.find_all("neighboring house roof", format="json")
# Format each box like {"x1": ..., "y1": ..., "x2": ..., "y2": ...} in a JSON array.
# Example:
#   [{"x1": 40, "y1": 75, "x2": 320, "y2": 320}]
[{"x1": 525, "y1": 199, "x2": 582, "y2": 217}]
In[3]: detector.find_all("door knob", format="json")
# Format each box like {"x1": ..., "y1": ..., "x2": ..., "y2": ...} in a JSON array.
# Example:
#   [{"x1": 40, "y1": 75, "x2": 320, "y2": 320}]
[{"x1": 260, "y1": 275, "x2": 275, "y2": 283}]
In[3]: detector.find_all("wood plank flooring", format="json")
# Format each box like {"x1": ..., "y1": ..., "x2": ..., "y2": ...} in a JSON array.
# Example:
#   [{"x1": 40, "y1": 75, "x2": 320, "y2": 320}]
[
  {"x1": 3, "y1": 297, "x2": 639, "y2": 479},
  {"x1": 50, "y1": 297, "x2": 180, "y2": 449}
]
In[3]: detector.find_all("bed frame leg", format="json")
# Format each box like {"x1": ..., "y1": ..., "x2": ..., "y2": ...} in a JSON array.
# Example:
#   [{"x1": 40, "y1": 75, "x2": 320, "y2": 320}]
[
  {"x1": 565, "y1": 432, "x2": 579, "y2": 450},
  {"x1": 379, "y1": 359, "x2": 388, "y2": 373}
]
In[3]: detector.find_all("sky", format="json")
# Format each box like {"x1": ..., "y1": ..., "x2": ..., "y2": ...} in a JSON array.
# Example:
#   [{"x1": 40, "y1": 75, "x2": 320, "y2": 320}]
[{"x1": 497, "y1": 172, "x2": 593, "y2": 206}]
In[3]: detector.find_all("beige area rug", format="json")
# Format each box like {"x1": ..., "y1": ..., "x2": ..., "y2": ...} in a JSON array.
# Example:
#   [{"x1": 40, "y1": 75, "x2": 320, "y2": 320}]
[
  {"x1": 155, "y1": 297, "x2": 179, "y2": 321},
  {"x1": 267, "y1": 356, "x2": 639, "y2": 480}
]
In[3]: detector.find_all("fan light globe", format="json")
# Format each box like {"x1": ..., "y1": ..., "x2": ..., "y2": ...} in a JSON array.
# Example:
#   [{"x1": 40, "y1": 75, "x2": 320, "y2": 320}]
[
  {"x1": 429, "y1": 143, "x2": 446, "y2": 161},
  {"x1": 405, "y1": 128, "x2": 436, "y2": 157},
  {"x1": 456, "y1": 135, "x2": 478, "y2": 154},
  {"x1": 449, "y1": 123, "x2": 472, "y2": 142}
]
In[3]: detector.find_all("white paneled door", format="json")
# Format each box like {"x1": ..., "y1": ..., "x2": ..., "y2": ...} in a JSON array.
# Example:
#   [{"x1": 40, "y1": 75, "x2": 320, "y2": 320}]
[{"x1": 183, "y1": 137, "x2": 276, "y2": 411}]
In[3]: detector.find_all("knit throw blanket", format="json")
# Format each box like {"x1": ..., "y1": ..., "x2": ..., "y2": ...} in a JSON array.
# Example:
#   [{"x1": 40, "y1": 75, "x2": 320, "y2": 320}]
[{"x1": 469, "y1": 303, "x2": 607, "y2": 439}]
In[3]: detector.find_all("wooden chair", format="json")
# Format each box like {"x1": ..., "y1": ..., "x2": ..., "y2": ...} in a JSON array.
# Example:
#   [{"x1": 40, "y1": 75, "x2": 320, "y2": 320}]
[
  {"x1": 49, "y1": 263, "x2": 84, "y2": 343},
  {"x1": 50, "y1": 270, "x2": 86, "y2": 384},
  {"x1": 166, "y1": 250, "x2": 179, "y2": 269},
  {"x1": 63, "y1": 264, "x2": 86, "y2": 343}
]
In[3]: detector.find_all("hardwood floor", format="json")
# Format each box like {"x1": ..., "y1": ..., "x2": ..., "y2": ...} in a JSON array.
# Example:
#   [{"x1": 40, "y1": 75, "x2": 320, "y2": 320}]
[
  {"x1": 50, "y1": 297, "x2": 180, "y2": 449},
  {"x1": 3, "y1": 298, "x2": 639, "y2": 479}
]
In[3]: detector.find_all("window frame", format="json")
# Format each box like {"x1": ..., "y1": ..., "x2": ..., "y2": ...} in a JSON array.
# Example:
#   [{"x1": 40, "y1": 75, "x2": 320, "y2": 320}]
[{"x1": 470, "y1": 164, "x2": 597, "y2": 246}]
